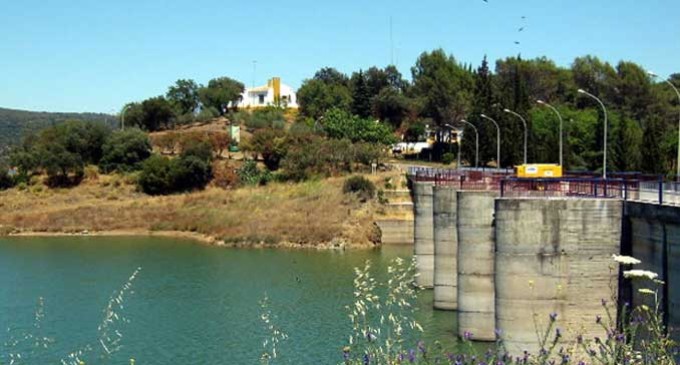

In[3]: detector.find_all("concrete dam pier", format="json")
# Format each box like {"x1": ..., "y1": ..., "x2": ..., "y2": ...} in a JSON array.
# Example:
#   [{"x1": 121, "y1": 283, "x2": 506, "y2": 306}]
[
  {"x1": 408, "y1": 168, "x2": 680, "y2": 353},
  {"x1": 495, "y1": 198, "x2": 622, "y2": 353}
]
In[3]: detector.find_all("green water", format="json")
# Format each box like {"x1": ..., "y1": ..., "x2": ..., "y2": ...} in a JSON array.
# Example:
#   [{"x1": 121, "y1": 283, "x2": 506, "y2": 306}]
[{"x1": 0, "y1": 237, "x2": 464, "y2": 364}]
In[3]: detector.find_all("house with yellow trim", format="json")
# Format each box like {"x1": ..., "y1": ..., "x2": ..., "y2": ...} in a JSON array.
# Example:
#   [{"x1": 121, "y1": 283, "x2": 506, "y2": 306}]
[{"x1": 236, "y1": 77, "x2": 298, "y2": 109}]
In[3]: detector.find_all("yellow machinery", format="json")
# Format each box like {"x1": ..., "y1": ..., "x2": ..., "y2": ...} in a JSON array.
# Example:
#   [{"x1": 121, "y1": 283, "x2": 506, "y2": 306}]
[{"x1": 515, "y1": 164, "x2": 563, "y2": 178}]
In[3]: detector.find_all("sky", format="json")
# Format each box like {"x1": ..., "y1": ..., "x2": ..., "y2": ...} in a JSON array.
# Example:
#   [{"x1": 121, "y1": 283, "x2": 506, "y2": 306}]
[{"x1": 1, "y1": 0, "x2": 679, "y2": 113}]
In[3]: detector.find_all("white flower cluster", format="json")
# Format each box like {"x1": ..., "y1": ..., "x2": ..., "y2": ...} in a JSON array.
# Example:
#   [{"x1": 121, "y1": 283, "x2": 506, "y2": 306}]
[
  {"x1": 623, "y1": 269, "x2": 658, "y2": 280},
  {"x1": 612, "y1": 254, "x2": 641, "y2": 265}
]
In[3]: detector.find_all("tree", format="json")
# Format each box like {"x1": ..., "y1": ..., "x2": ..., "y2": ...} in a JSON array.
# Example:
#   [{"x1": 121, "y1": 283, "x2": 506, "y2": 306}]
[
  {"x1": 372, "y1": 88, "x2": 411, "y2": 129},
  {"x1": 167, "y1": 79, "x2": 200, "y2": 116},
  {"x1": 244, "y1": 128, "x2": 289, "y2": 170},
  {"x1": 313, "y1": 67, "x2": 349, "y2": 85},
  {"x1": 138, "y1": 155, "x2": 174, "y2": 195},
  {"x1": 208, "y1": 131, "x2": 231, "y2": 158},
  {"x1": 198, "y1": 77, "x2": 244, "y2": 114},
  {"x1": 411, "y1": 49, "x2": 474, "y2": 129},
  {"x1": 126, "y1": 97, "x2": 175, "y2": 131},
  {"x1": 322, "y1": 108, "x2": 396, "y2": 145},
  {"x1": 38, "y1": 143, "x2": 84, "y2": 187},
  {"x1": 99, "y1": 129, "x2": 152, "y2": 173},
  {"x1": 297, "y1": 79, "x2": 352, "y2": 120},
  {"x1": 351, "y1": 70, "x2": 372, "y2": 118},
  {"x1": 465, "y1": 56, "x2": 498, "y2": 166}
]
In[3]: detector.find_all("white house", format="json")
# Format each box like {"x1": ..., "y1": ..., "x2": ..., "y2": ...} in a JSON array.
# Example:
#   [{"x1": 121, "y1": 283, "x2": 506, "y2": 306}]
[{"x1": 236, "y1": 77, "x2": 298, "y2": 109}]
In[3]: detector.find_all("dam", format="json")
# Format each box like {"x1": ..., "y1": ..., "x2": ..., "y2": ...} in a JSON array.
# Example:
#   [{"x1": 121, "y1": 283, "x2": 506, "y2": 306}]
[{"x1": 405, "y1": 167, "x2": 679, "y2": 353}]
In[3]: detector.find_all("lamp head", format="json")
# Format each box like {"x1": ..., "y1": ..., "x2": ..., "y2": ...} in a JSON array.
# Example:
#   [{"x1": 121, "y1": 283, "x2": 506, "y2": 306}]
[
  {"x1": 460, "y1": 119, "x2": 467, "y2": 123},
  {"x1": 577, "y1": 89, "x2": 586, "y2": 94},
  {"x1": 537, "y1": 100, "x2": 545, "y2": 104},
  {"x1": 480, "y1": 114, "x2": 487, "y2": 118},
  {"x1": 503, "y1": 108, "x2": 511, "y2": 113},
  {"x1": 647, "y1": 70, "x2": 658, "y2": 78}
]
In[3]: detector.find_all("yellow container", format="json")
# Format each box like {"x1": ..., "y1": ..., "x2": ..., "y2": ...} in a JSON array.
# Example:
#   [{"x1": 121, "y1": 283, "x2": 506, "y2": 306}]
[{"x1": 515, "y1": 164, "x2": 563, "y2": 178}]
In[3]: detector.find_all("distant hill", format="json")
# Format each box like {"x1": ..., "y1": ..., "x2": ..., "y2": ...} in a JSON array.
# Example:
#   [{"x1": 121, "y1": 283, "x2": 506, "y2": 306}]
[{"x1": 0, "y1": 107, "x2": 116, "y2": 154}]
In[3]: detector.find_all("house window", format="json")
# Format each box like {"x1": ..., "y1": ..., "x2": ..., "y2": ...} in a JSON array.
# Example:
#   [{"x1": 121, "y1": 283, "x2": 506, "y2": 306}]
[{"x1": 258, "y1": 94, "x2": 265, "y2": 104}]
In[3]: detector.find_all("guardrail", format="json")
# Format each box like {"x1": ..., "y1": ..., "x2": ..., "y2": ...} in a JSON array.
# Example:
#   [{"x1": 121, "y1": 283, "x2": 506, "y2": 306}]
[{"x1": 500, "y1": 178, "x2": 641, "y2": 199}]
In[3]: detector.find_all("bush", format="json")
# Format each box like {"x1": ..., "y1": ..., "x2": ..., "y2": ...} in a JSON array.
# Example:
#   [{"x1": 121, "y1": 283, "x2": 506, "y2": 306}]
[
  {"x1": 0, "y1": 165, "x2": 15, "y2": 190},
  {"x1": 442, "y1": 152, "x2": 455, "y2": 165},
  {"x1": 212, "y1": 161, "x2": 239, "y2": 189},
  {"x1": 138, "y1": 153, "x2": 212, "y2": 195},
  {"x1": 237, "y1": 160, "x2": 270, "y2": 186},
  {"x1": 138, "y1": 155, "x2": 174, "y2": 195},
  {"x1": 99, "y1": 129, "x2": 152, "y2": 173},
  {"x1": 243, "y1": 128, "x2": 289, "y2": 171},
  {"x1": 343, "y1": 175, "x2": 375, "y2": 202}
]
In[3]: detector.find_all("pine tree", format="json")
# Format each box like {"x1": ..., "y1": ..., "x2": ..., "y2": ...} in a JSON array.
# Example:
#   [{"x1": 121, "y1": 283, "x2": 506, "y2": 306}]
[{"x1": 351, "y1": 70, "x2": 372, "y2": 119}]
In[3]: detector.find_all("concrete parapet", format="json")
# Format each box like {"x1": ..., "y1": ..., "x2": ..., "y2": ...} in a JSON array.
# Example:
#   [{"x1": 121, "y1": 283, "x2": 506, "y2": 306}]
[
  {"x1": 413, "y1": 181, "x2": 435, "y2": 288},
  {"x1": 457, "y1": 191, "x2": 497, "y2": 341},
  {"x1": 433, "y1": 186, "x2": 458, "y2": 310},
  {"x1": 495, "y1": 198, "x2": 622, "y2": 354}
]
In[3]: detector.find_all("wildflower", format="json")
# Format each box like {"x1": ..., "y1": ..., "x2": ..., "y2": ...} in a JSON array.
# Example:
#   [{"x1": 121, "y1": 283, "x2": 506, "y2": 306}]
[
  {"x1": 594, "y1": 337, "x2": 601, "y2": 344},
  {"x1": 408, "y1": 349, "x2": 416, "y2": 363},
  {"x1": 343, "y1": 346, "x2": 351, "y2": 361},
  {"x1": 601, "y1": 298, "x2": 607, "y2": 306},
  {"x1": 616, "y1": 333, "x2": 626, "y2": 342},
  {"x1": 417, "y1": 340, "x2": 426, "y2": 355},
  {"x1": 463, "y1": 331, "x2": 473, "y2": 340},
  {"x1": 623, "y1": 270, "x2": 658, "y2": 280},
  {"x1": 612, "y1": 254, "x2": 641, "y2": 265},
  {"x1": 494, "y1": 328, "x2": 503, "y2": 339},
  {"x1": 549, "y1": 312, "x2": 558, "y2": 322},
  {"x1": 576, "y1": 334, "x2": 583, "y2": 344},
  {"x1": 595, "y1": 315, "x2": 602, "y2": 324},
  {"x1": 363, "y1": 353, "x2": 370, "y2": 365},
  {"x1": 555, "y1": 328, "x2": 562, "y2": 339}
]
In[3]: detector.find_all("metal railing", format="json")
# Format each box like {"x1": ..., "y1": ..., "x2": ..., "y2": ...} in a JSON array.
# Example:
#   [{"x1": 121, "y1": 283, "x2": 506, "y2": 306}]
[{"x1": 500, "y1": 178, "x2": 642, "y2": 200}]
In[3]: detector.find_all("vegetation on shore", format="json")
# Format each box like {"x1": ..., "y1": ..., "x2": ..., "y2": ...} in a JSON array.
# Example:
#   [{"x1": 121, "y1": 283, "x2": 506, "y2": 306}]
[{"x1": 0, "y1": 170, "x2": 392, "y2": 247}]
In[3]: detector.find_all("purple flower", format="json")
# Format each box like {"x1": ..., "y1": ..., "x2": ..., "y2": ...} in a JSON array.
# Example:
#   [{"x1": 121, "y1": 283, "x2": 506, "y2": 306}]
[
  {"x1": 408, "y1": 349, "x2": 416, "y2": 363},
  {"x1": 576, "y1": 334, "x2": 583, "y2": 344},
  {"x1": 601, "y1": 298, "x2": 607, "y2": 306},
  {"x1": 549, "y1": 312, "x2": 558, "y2": 322},
  {"x1": 555, "y1": 328, "x2": 562, "y2": 339},
  {"x1": 418, "y1": 340, "x2": 426, "y2": 354},
  {"x1": 463, "y1": 331, "x2": 474, "y2": 340},
  {"x1": 363, "y1": 353, "x2": 370, "y2": 365},
  {"x1": 616, "y1": 333, "x2": 626, "y2": 342},
  {"x1": 596, "y1": 315, "x2": 602, "y2": 324},
  {"x1": 494, "y1": 328, "x2": 503, "y2": 338}
]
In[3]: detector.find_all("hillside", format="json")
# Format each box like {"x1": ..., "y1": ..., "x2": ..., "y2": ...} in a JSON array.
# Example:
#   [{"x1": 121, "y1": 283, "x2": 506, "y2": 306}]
[{"x1": 0, "y1": 107, "x2": 115, "y2": 153}]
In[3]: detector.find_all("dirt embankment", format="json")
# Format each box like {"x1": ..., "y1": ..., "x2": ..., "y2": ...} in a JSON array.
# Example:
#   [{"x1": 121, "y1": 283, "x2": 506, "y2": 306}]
[{"x1": 0, "y1": 173, "x2": 395, "y2": 249}]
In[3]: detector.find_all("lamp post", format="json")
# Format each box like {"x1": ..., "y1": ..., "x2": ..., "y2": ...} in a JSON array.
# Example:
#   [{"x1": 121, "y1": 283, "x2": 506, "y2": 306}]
[
  {"x1": 578, "y1": 89, "x2": 609, "y2": 179},
  {"x1": 480, "y1": 114, "x2": 501, "y2": 168},
  {"x1": 443, "y1": 124, "x2": 458, "y2": 168},
  {"x1": 120, "y1": 104, "x2": 131, "y2": 130},
  {"x1": 503, "y1": 109, "x2": 528, "y2": 165},
  {"x1": 649, "y1": 71, "x2": 680, "y2": 181},
  {"x1": 537, "y1": 100, "x2": 565, "y2": 167},
  {"x1": 449, "y1": 121, "x2": 479, "y2": 168}
]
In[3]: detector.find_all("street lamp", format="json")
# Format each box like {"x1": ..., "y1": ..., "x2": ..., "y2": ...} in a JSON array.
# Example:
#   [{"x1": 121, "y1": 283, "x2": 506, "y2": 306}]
[
  {"x1": 537, "y1": 100, "x2": 565, "y2": 167},
  {"x1": 480, "y1": 114, "x2": 501, "y2": 168},
  {"x1": 578, "y1": 89, "x2": 609, "y2": 179},
  {"x1": 120, "y1": 104, "x2": 131, "y2": 130},
  {"x1": 503, "y1": 109, "x2": 528, "y2": 165},
  {"x1": 649, "y1": 71, "x2": 680, "y2": 181},
  {"x1": 448, "y1": 121, "x2": 479, "y2": 168}
]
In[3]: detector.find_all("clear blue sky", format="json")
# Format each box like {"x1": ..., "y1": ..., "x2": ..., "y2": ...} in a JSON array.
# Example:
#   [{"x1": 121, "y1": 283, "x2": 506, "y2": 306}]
[{"x1": 1, "y1": 0, "x2": 678, "y2": 113}]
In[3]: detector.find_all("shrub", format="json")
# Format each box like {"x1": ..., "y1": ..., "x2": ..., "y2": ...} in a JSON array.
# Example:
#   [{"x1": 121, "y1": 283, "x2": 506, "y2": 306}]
[
  {"x1": 343, "y1": 175, "x2": 375, "y2": 202},
  {"x1": 237, "y1": 160, "x2": 266, "y2": 185},
  {"x1": 138, "y1": 155, "x2": 174, "y2": 195},
  {"x1": 172, "y1": 155, "x2": 212, "y2": 191},
  {"x1": 0, "y1": 165, "x2": 15, "y2": 190},
  {"x1": 212, "y1": 161, "x2": 239, "y2": 189},
  {"x1": 99, "y1": 129, "x2": 152, "y2": 173},
  {"x1": 180, "y1": 139, "x2": 213, "y2": 163},
  {"x1": 84, "y1": 165, "x2": 100, "y2": 181},
  {"x1": 243, "y1": 128, "x2": 289, "y2": 171},
  {"x1": 442, "y1": 152, "x2": 455, "y2": 165}
]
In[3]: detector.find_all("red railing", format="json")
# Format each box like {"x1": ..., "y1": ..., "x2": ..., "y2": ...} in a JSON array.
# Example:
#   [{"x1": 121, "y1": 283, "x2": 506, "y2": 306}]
[{"x1": 500, "y1": 178, "x2": 640, "y2": 199}]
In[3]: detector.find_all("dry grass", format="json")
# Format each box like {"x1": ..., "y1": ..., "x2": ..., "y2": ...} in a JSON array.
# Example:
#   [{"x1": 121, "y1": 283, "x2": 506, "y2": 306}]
[{"x1": 0, "y1": 171, "x2": 401, "y2": 248}]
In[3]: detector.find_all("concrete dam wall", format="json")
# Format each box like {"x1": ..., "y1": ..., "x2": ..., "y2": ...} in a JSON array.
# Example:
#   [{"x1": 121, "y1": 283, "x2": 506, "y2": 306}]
[
  {"x1": 433, "y1": 186, "x2": 458, "y2": 310},
  {"x1": 457, "y1": 191, "x2": 497, "y2": 341},
  {"x1": 413, "y1": 181, "x2": 435, "y2": 288},
  {"x1": 412, "y1": 176, "x2": 678, "y2": 352},
  {"x1": 495, "y1": 198, "x2": 622, "y2": 353},
  {"x1": 624, "y1": 202, "x2": 680, "y2": 341}
]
